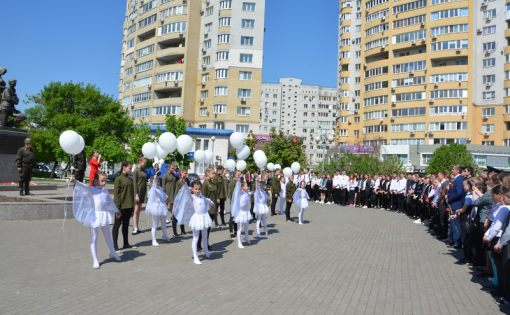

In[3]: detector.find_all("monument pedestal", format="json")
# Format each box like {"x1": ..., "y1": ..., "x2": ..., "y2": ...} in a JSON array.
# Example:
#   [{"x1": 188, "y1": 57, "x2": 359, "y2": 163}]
[{"x1": 0, "y1": 127, "x2": 28, "y2": 182}]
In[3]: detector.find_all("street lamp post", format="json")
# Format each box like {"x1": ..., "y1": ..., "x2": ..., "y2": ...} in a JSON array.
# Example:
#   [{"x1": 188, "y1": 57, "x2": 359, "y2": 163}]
[
  {"x1": 314, "y1": 133, "x2": 334, "y2": 172},
  {"x1": 210, "y1": 136, "x2": 216, "y2": 167}
]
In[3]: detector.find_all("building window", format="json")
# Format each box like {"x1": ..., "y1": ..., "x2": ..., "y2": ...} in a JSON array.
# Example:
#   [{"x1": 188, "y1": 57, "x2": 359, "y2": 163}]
[
  {"x1": 241, "y1": 36, "x2": 254, "y2": 46},
  {"x1": 132, "y1": 92, "x2": 151, "y2": 104},
  {"x1": 482, "y1": 108, "x2": 495, "y2": 117},
  {"x1": 236, "y1": 124, "x2": 249, "y2": 133},
  {"x1": 242, "y1": 19, "x2": 255, "y2": 28},
  {"x1": 214, "y1": 86, "x2": 228, "y2": 96},
  {"x1": 216, "y1": 50, "x2": 229, "y2": 61},
  {"x1": 483, "y1": 42, "x2": 496, "y2": 52},
  {"x1": 429, "y1": 105, "x2": 467, "y2": 115},
  {"x1": 218, "y1": 17, "x2": 231, "y2": 27},
  {"x1": 138, "y1": 14, "x2": 157, "y2": 28},
  {"x1": 238, "y1": 89, "x2": 252, "y2": 98},
  {"x1": 482, "y1": 141, "x2": 495, "y2": 146},
  {"x1": 473, "y1": 155, "x2": 487, "y2": 166},
  {"x1": 240, "y1": 53, "x2": 253, "y2": 63},
  {"x1": 237, "y1": 106, "x2": 251, "y2": 116},
  {"x1": 430, "y1": 8, "x2": 468, "y2": 21},
  {"x1": 156, "y1": 71, "x2": 183, "y2": 82},
  {"x1": 204, "y1": 39, "x2": 212, "y2": 49},
  {"x1": 421, "y1": 154, "x2": 434, "y2": 166},
  {"x1": 215, "y1": 69, "x2": 228, "y2": 79},
  {"x1": 213, "y1": 104, "x2": 227, "y2": 114},
  {"x1": 153, "y1": 105, "x2": 182, "y2": 116},
  {"x1": 431, "y1": 40, "x2": 468, "y2": 51},
  {"x1": 199, "y1": 107, "x2": 208, "y2": 117},
  {"x1": 430, "y1": 89, "x2": 468, "y2": 99},
  {"x1": 483, "y1": 58, "x2": 496, "y2": 68},
  {"x1": 214, "y1": 122, "x2": 225, "y2": 129},
  {"x1": 218, "y1": 33, "x2": 231, "y2": 44},
  {"x1": 482, "y1": 124, "x2": 495, "y2": 134},
  {"x1": 239, "y1": 71, "x2": 252, "y2": 80},
  {"x1": 483, "y1": 91, "x2": 495, "y2": 100},
  {"x1": 242, "y1": 2, "x2": 256, "y2": 11},
  {"x1": 219, "y1": 0, "x2": 232, "y2": 10},
  {"x1": 134, "y1": 76, "x2": 152, "y2": 88},
  {"x1": 428, "y1": 122, "x2": 467, "y2": 131},
  {"x1": 158, "y1": 21, "x2": 187, "y2": 35},
  {"x1": 136, "y1": 44, "x2": 154, "y2": 58},
  {"x1": 131, "y1": 108, "x2": 150, "y2": 118},
  {"x1": 483, "y1": 25, "x2": 496, "y2": 35}
]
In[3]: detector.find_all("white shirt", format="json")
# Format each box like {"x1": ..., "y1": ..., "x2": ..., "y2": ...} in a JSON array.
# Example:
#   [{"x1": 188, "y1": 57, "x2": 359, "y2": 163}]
[
  {"x1": 192, "y1": 194, "x2": 214, "y2": 215},
  {"x1": 374, "y1": 178, "x2": 381, "y2": 191},
  {"x1": 339, "y1": 175, "x2": 349, "y2": 189},
  {"x1": 333, "y1": 175, "x2": 341, "y2": 188},
  {"x1": 239, "y1": 192, "x2": 251, "y2": 212},
  {"x1": 390, "y1": 179, "x2": 399, "y2": 192},
  {"x1": 397, "y1": 179, "x2": 407, "y2": 194},
  {"x1": 280, "y1": 182, "x2": 286, "y2": 197}
]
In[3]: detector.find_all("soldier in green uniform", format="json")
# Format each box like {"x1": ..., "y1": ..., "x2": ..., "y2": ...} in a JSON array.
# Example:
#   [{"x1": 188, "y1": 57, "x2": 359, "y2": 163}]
[
  {"x1": 270, "y1": 170, "x2": 282, "y2": 216},
  {"x1": 113, "y1": 161, "x2": 135, "y2": 250},
  {"x1": 132, "y1": 157, "x2": 147, "y2": 235},
  {"x1": 162, "y1": 162, "x2": 179, "y2": 236},
  {"x1": 215, "y1": 166, "x2": 227, "y2": 226},
  {"x1": 198, "y1": 168, "x2": 218, "y2": 251},
  {"x1": 16, "y1": 138, "x2": 36, "y2": 196},
  {"x1": 285, "y1": 175, "x2": 297, "y2": 222}
]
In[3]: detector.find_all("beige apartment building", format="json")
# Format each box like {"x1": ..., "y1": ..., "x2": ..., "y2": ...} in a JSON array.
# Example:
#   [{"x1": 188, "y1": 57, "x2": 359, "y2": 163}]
[
  {"x1": 119, "y1": 0, "x2": 265, "y2": 134},
  {"x1": 337, "y1": 0, "x2": 510, "y2": 148}
]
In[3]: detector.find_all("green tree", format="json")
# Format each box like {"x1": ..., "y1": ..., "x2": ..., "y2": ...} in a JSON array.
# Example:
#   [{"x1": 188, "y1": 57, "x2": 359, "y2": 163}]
[
  {"x1": 128, "y1": 123, "x2": 152, "y2": 162},
  {"x1": 426, "y1": 143, "x2": 475, "y2": 174},
  {"x1": 25, "y1": 82, "x2": 133, "y2": 167},
  {"x1": 92, "y1": 135, "x2": 126, "y2": 163},
  {"x1": 263, "y1": 130, "x2": 307, "y2": 168},
  {"x1": 317, "y1": 152, "x2": 404, "y2": 175},
  {"x1": 164, "y1": 115, "x2": 191, "y2": 167}
]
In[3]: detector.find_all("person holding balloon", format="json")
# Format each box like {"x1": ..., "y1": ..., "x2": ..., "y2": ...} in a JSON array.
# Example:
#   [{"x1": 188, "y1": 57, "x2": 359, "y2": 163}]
[
  {"x1": 88, "y1": 151, "x2": 101, "y2": 186},
  {"x1": 198, "y1": 167, "x2": 218, "y2": 251},
  {"x1": 228, "y1": 170, "x2": 241, "y2": 238},
  {"x1": 254, "y1": 173, "x2": 270, "y2": 238},
  {"x1": 162, "y1": 162, "x2": 179, "y2": 237},
  {"x1": 112, "y1": 161, "x2": 136, "y2": 251}
]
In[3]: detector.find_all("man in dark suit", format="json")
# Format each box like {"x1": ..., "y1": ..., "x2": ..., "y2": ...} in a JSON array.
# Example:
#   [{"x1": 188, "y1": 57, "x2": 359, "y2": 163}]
[{"x1": 446, "y1": 165, "x2": 466, "y2": 248}]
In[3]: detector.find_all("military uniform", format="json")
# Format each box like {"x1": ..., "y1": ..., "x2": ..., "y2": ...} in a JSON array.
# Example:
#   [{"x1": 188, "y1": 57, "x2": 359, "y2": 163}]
[
  {"x1": 215, "y1": 174, "x2": 227, "y2": 225},
  {"x1": 285, "y1": 181, "x2": 297, "y2": 221},
  {"x1": 16, "y1": 146, "x2": 35, "y2": 195},
  {"x1": 113, "y1": 173, "x2": 134, "y2": 250},
  {"x1": 198, "y1": 178, "x2": 218, "y2": 250},
  {"x1": 270, "y1": 174, "x2": 281, "y2": 215},
  {"x1": 133, "y1": 168, "x2": 148, "y2": 204},
  {"x1": 162, "y1": 172, "x2": 178, "y2": 204}
]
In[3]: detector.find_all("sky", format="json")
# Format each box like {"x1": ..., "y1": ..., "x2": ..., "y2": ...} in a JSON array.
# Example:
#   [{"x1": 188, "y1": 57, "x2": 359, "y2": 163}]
[{"x1": 0, "y1": 0, "x2": 338, "y2": 111}]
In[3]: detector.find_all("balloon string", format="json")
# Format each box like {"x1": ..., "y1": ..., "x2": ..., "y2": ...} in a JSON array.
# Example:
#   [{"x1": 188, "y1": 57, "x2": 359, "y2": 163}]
[{"x1": 62, "y1": 179, "x2": 71, "y2": 232}]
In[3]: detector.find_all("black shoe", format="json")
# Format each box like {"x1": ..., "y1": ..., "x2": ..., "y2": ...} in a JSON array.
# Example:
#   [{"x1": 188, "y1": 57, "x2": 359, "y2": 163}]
[
  {"x1": 19, "y1": 191, "x2": 24, "y2": 196},
  {"x1": 208, "y1": 245, "x2": 213, "y2": 251},
  {"x1": 122, "y1": 244, "x2": 137, "y2": 249},
  {"x1": 197, "y1": 247, "x2": 202, "y2": 252},
  {"x1": 25, "y1": 192, "x2": 32, "y2": 196}
]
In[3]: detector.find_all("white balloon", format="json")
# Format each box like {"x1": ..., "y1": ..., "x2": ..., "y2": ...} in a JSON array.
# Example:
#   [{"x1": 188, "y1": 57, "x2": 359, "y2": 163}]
[
  {"x1": 158, "y1": 132, "x2": 177, "y2": 153},
  {"x1": 176, "y1": 135, "x2": 194, "y2": 155},
  {"x1": 159, "y1": 158, "x2": 165, "y2": 166},
  {"x1": 142, "y1": 142, "x2": 157, "y2": 159},
  {"x1": 236, "y1": 160, "x2": 247, "y2": 172},
  {"x1": 205, "y1": 150, "x2": 214, "y2": 164},
  {"x1": 229, "y1": 132, "x2": 244, "y2": 150},
  {"x1": 291, "y1": 162, "x2": 301, "y2": 174},
  {"x1": 78, "y1": 136, "x2": 85, "y2": 152},
  {"x1": 267, "y1": 163, "x2": 275, "y2": 172},
  {"x1": 226, "y1": 159, "x2": 236, "y2": 172},
  {"x1": 194, "y1": 150, "x2": 205, "y2": 163},
  {"x1": 155, "y1": 144, "x2": 168, "y2": 160},
  {"x1": 274, "y1": 164, "x2": 282, "y2": 170},
  {"x1": 253, "y1": 150, "x2": 266, "y2": 160},
  {"x1": 283, "y1": 167, "x2": 293, "y2": 178},
  {"x1": 236, "y1": 145, "x2": 250, "y2": 160},
  {"x1": 59, "y1": 130, "x2": 81, "y2": 155},
  {"x1": 255, "y1": 155, "x2": 267, "y2": 169}
]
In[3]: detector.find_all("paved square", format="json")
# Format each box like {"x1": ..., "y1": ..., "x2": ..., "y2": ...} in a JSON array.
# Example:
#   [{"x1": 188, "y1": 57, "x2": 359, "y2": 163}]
[{"x1": 0, "y1": 202, "x2": 506, "y2": 314}]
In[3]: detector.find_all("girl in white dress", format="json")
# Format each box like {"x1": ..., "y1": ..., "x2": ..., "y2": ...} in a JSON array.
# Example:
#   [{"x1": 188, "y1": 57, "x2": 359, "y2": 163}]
[
  {"x1": 72, "y1": 172, "x2": 121, "y2": 269},
  {"x1": 232, "y1": 181, "x2": 252, "y2": 248},
  {"x1": 145, "y1": 176, "x2": 170, "y2": 247},
  {"x1": 254, "y1": 177, "x2": 269, "y2": 238},
  {"x1": 279, "y1": 176, "x2": 287, "y2": 215},
  {"x1": 187, "y1": 181, "x2": 214, "y2": 264},
  {"x1": 293, "y1": 181, "x2": 310, "y2": 225}
]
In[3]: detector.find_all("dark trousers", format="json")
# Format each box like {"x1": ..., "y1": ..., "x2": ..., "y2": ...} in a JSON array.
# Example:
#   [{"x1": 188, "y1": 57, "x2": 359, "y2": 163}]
[
  {"x1": 333, "y1": 188, "x2": 341, "y2": 204},
  {"x1": 171, "y1": 216, "x2": 186, "y2": 235},
  {"x1": 348, "y1": 190, "x2": 356, "y2": 205},
  {"x1": 438, "y1": 208, "x2": 449, "y2": 239},
  {"x1": 197, "y1": 213, "x2": 214, "y2": 249},
  {"x1": 113, "y1": 208, "x2": 133, "y2": 249},
  {"x1": 270, "y1": 193, "x2": 279, "y2": 215},
  {"x1": 74, "y1": 170, "x2": 85, "y2": 182},
  {"x1": 501, "y1": 245, "x2": 510, "y2": 300},
  {"x1": 229, "y1": 211, "x2": 238, "y2": 234},
  {"x1": 340, "y1": 188, "x2": 348, "y2": 205},
  {"x1": 472, "y1": 223, "x2": 486, "y2": 266},
  {"x1": 306, "y1": 185, "x2": 312, "y2": 199},
  {"x1": 19, "y1": 168, "x2": 32, "y2": 194},
  {"x1": 285, "y1": 201, "x2": 292, "y2": 221},
  {"x1": 313, "y1": 185, "x2": 320, "y2": 201},
  {"x1": 218, "y1": 198, "x2": 226, "y2": 225}
]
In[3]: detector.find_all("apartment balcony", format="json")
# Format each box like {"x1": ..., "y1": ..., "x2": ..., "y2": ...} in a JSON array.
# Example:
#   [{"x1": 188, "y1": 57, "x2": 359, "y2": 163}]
[
  {"x1": 153, "y1": 93, "x2": 183, "y2": 105},
  {"x1": 156, "y1": 60, "x2": 186, "y2": 71},
  {"x1": 340, "y1": 58, "x2": 350, "y2": 66},
  {"x1": 428, "y1": 64, "x2": 468, "y2": 75},
  {"x1": 504, "y1": 80, "x2": 510, "y2": 89},
  {"x1": 506, "y1": 10, "x2": 510, "y2": 21},
  {"x1": 153, "y1": 80, "x2": 183, "y2": 92},
  {"x1": 157, "y1": 31, "x2": 185, "y2": 44},
  {"x1": 506, "y1": 28, "x2": 510, "y2": 39},
  {"x1": 429, "y1": 48, "x2": 468, "y2": 60},
  {"x1": 156, "y1": 46, "x2": 186, "y2": 59}
]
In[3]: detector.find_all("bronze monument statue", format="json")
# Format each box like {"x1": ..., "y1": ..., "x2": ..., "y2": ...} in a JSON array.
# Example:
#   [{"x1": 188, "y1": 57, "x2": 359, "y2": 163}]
[{"x1": 0, "y1": 68, "x2": 26, "y2": 128}]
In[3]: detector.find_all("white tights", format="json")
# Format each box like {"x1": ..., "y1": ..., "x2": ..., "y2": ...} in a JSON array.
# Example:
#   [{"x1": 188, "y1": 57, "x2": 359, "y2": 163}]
[
  {"x1": 151, "y1": 215, "x2": 169, "y2": 246},
  {"x1": 256, "y1": 214, "x2": 268, "y2": 237},
  {"x1": 299, "y1": 208, "x2": 305, "y2": 224},
  {"x1": 192, "y1": 229, "x2": 209, "y2": 264},
  {"x1": 90, "y1": 226, "x2": 117, "y2": 267},
  {"x1": 237, "y1": 223, "x2": 250, "y2": 248}
]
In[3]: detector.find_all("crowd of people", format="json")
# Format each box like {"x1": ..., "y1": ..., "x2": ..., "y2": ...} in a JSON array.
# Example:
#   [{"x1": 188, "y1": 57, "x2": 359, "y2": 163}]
[
  {"x1": 285, "y1": 166, "x2": 510, "y2": 306},
  {"x1": 70, "y1": 156, "x2": 510, "y2": 305}
]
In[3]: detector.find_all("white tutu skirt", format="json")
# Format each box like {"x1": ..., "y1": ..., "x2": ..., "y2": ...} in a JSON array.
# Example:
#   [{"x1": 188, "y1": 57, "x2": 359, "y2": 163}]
[
  {"x1": 89, "y1": 211, "x2": 114, "y2": 228},
  {"x1": 254, "y1": 203, "x2": 269, "y2": 216},
  {"x1": 235, "y1": 210, "x2": 251, "y2": 224},
  {"x1": 145, "y1": 202, "x2": 167, "y2": 216},
  {"x1": 189, "y1": 213, "x2": 212, "y2": 231},
  {"x1": 300, "y1": 199, "x2": 309, "y2": 209}
]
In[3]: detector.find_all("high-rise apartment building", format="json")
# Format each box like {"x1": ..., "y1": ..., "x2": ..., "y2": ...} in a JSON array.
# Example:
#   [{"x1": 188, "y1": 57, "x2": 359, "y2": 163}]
[
  {"x1": 261, "y1": 78, "x2": 338, "y2": 166},
  {"x1": 337, "y1": 0, "x2": 510, "y2": 148},
  {"x1": 119, "y1": 0, "x2": 265, "y2": 133}
]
